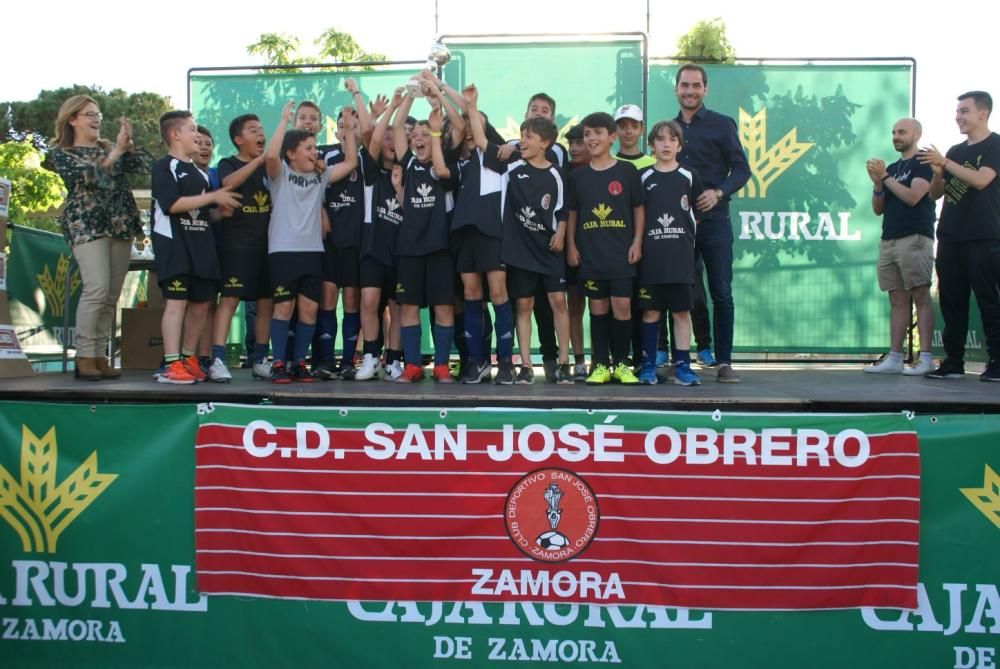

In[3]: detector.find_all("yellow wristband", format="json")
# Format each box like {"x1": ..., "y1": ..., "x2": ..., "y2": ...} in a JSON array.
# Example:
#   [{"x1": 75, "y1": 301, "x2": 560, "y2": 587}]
[{"x1": 430, "y1": 131, "x2": 442, "y2": 137}]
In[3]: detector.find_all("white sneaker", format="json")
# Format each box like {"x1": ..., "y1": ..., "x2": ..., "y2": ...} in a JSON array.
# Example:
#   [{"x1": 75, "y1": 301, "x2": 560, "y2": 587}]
[
  {"x1": 207, "y1": 357, "x2": 232, "y2": 383},
  {"x1": 864, "y1": 355, "x2": 903, "y2": 374},
  {"x1": 902, "y1": 356, "x2": 934, "y2": 376},
  {"x1": 382, "y1": 360, "x2": 403, "y2": 381},
  {"x1": 252, "y1": 361, "x2": 272, "y2": 380},
  {"x1": 355, "y1": 353, "x2": 381, "y2": 381}
]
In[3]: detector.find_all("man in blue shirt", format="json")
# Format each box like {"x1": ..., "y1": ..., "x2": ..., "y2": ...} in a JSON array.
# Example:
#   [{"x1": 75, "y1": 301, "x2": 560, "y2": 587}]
[{"x1": 674, "y1": 64, "x2": 750, "y2": 383}]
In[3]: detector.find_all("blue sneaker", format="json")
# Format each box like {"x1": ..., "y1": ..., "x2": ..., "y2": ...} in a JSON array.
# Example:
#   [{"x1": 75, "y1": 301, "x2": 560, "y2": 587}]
[
  {"x1": 674, "y1": 361, "x2": 701, "y2": 386},
  {"x1": 654, "y1": 350, "x2": 669, "y2": 368},
  {"x1": 638, "y1": 361, "x2": 658, "y2": 385},
  {"x1": 697, "y1": 348, "x2": 718, "y2": 368}
]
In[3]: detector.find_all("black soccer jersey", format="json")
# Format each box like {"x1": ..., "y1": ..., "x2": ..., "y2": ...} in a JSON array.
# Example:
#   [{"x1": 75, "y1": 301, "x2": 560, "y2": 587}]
[
  {"x1": 451, "y1": 147, "x2": 503, "y2": 238},
  {"x1": 151, "y1": 155, "x2": 220, "y2": 281},
  {"x1": 397, "y1": 149, "x2": 455, "y2": 257},
  {"x1": 361, "y1": 151, "x2": 402, "y2": 265},
  {"x1": 216, "y1": 157, "x2": 271, "y2": 250},
  {"x1": 505, "y1": 139, "x2": 568, "y2": 169},
  {"x1": 637, "y1": 165, "x2": 702, "y2": 285},
  {"x1": 566, "y1": 160, "x2": 645, "y2": 280},
  {"x1": 494, "y1": 159, "x2": 567, "y2": 276},
  {"x1": 320, "y1": 144, "x2": 367, "y2": 249}
]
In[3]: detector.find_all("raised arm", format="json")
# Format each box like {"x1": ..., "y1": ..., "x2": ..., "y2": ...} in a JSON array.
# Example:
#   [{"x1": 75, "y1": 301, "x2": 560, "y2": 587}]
[
  {"x1": 392, "y1": 91, "x2": 415, "y2": 163},
  {"x1": 427, "y1": 103, "x2": 451, "y2": 180},
  {"x1": 265, "y1": 101, "x2": 295, "y2": 180},
  {"x1": 345, "y1": 78, "x2": 374, "y2": 141},
  {"x1": 462, "y1": 84, "x2": 488, "y2": 152},
  {"x1": 369, "y1": 88, "x2": 403, "y2": 159},
  {"x1": 326, "y1": 107, "x2": 359, "y2": 183}
]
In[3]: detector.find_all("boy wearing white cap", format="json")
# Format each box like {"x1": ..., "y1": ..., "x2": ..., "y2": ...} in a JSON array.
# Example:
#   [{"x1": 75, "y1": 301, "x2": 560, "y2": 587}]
[{"x1": 615, "y1": 104, "x2": 655, "y2": 170}]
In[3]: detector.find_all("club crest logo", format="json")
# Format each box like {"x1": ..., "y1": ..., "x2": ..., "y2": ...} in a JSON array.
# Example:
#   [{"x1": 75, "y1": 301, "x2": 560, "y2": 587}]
[
  {"x1": 608, "y1": 180, "x2": 623, "y2": 196},
  {"x1": 505, "y1": 468, "x2": 599, "y2": 563},
  {"x1": 541, "y1": 194, "x2": 552, "y2": 211},
  {"x1": 681, "y1": 194, "x2": 690, "y2": 211}
]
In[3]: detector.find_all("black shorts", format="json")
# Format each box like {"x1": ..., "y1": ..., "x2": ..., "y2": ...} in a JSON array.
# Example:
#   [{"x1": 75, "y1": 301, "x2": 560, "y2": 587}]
[
  {"x1": 454, "y1": 226, "x2": 503, "y2": 274},
  {"x1": 396, "y1": 250, "x2": 456, "y2": 306},
  {"x1": 322, "y1": 244, "x2": 361, "y2": 287},
  {"x1": 359, "y1": 258, "x2": 398, "y2": 298},
  {"x1": 637, "y1": 282, "x2": 692, "y2": 313},
  {"x1": 218, "y1": 245, "x2": 270, "y2": 299},
  {"x1": 269, "y1": 252, "x2": 323, "y2": 303},
  {"x1": 159, "y1": 274, "x2": 217, "y2": 302},
  {"x1": 506, "y1": 266, "x2": 566, "y2": 300},
  {"x1": 580, "y1": 277, "x2": 633, "y2": 299}
]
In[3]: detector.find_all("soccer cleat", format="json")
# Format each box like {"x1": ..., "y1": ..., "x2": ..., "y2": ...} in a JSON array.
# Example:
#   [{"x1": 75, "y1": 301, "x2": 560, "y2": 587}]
[
  {"x1": 433, "y1": 364, "x2": 454, "y2": 383},
  {"x1": 494, "y1": 360, "x2": 516, "y2": 385},
  {"x1": 716, "y1": 363, "x2": 741, "y2": 383},
  {"x1": 864, "y1": 354, "x2": 903, "y2": 374},
  {"x1": 902, "y1": 357, "x2": 934, "y2": 376},
  {"x1": 290, "y1": 361, "x2": 317, "y2": 383},
  {"x1": 515, "y1": 366, "x2": 535, "y2": 385},
  {"x1": 460, "y1": 359, "x2": 492, "y2": 384},
  {"x1": 156, "y1": 359, "x2": 197, "y2": 385},
  {"x1": 383, "y1": 360, "x2": 403, "y2": 381},
  {"x1": 252, "y1": 360, "x2": 272, "y2": 380},
  {"x1": 655, "y1": 350, "x2": 670, "y2": 368},
  {"x1": 638, "y1": 361, "x2": 658, "y2": 385},
  {"x1": 182, "y1": 355, "x2": 206, "y2": 382},
  {"x1": 354, "y1": 354, "x2": 381, "y2": 381},
  {"x1": 980, "y1": 359, "x2": 1000, "y2": 382},
  {"x1": 207, "y1": 357, "x2": 232, "y2": 383},
  {"x1": 395, "y1": 363, "x2": 425, "y2": 383},
  {"x1": 696, "y1": 348, "x2": 718, "y2": 368},
  {"x1": 612, "y1": 362, "x2": 639, "y2": 384},
  {"x1": 543, "y1": 359, "x2": 558, "y2": 382},
  {"x1": 674, "y1": 361, "x2": 701, "y2": 386},
  {"x1": 925, "y1": 359, "x2": 965, "y2": 379},
  {"x1": 555, "y1": 363, "x2": 575, "y2": 384},
  {"x1": 585, "y1": 363, "x2": 612, "y2": 385},
  {"x1": 572, "y1": 363, "x2": 588, "y2": 381},
  {"x1": 269, "y1": 360, "x2": 291, "y2": 384}
]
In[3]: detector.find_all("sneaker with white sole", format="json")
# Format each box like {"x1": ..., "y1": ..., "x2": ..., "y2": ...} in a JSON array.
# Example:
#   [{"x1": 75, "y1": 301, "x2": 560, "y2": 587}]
[
  {"x1": 383, "y1": 360, "x2": 403, "y2": 381},
  {"x1": 902, "y1": 356, "x2": 934, "y2": 376},
  {"x1": 354, "y1": 354, "x2": 381, "y2": 381},
  {"x1": 207, "y1": 357, "x2": 232, "y2": 383},
  {"x1": 252, "y1": 360, "x2": 272, "y2": 380},
  {"x1": 865, "y1": 354, "x2": 904, "y2": 374}
]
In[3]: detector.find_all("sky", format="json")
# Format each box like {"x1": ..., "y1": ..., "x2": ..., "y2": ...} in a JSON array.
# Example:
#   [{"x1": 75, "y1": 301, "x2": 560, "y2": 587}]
[{"x1": 6, "y1": 0, "x2": 997, "y2": 150}]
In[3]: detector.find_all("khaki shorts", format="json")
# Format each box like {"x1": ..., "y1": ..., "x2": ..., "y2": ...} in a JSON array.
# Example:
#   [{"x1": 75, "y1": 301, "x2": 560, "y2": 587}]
[{"x1": 877, "y1": 234, "x2": 934, "y2": 291}]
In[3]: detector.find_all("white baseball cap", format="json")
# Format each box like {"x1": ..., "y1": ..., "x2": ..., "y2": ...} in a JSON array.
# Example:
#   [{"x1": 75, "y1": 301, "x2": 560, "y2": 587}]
[{"x1": 614, "y1": 104, "x2": 644, "y2": 123}]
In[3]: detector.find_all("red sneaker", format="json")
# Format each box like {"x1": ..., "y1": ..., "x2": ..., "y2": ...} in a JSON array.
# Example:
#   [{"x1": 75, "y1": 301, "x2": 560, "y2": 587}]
[
  {"x1": 290, "y1": 361, "x2": 317, "y2": 383},
  {"x1": 182, "y1": 354, "x2": 206, "y2": 382},
  {"x1": 157, "y1": 359, "x2": 197, "y2": 385},
  {"x1": 270, "y1": 360, "x2": 291, "y2": 384},
  {"x1": 432, "y1": 363, "x2": 454, "y2": 384},
  {"x1": 394, "y1": 363, "x2": 425, "y2": 383}
]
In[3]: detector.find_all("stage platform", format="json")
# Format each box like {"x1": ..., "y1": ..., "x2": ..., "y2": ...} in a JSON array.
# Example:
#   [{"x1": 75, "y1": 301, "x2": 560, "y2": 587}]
[{"x1": 4, "y1": 363, "x2": 998, "y2": 413}]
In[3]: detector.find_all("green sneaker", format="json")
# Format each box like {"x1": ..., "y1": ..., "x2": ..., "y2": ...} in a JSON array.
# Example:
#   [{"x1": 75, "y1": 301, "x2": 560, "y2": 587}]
[
  {"x1": 585, "y1": 363, "x2": 611, "y2": 385},
  {"x1": 612, "y1": 362, "x2": 639, "y2": 384}
]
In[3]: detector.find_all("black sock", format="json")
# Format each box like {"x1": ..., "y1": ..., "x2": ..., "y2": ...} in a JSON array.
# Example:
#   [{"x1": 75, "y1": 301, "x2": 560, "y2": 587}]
[
  {"x1": 590, "y1": 313, "x2": 611, "y2": 366},
  {"x1": 611, "y1": 318, "x2": 631, "y2": 365}
]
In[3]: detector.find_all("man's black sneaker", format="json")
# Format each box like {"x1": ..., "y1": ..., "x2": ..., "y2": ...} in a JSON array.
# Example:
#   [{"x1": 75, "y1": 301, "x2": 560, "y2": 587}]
[
  {"x1": 495, "y1": 360, "x2": 515, "y2": 385},
  {"x1": 543, "y1": 358, "x2": 558, "y2": 382},
  {"x1": 981, "y1": 359, "x2": 1000, "y2": 382},
  {"x1": 460, "y1": 359, "x2": 491, "y2": 384},
  {"x1": 338, "y1": 363, "x2": 357, "y2": 380},
  {"x1": 515, "y1": 366, "x2": 535, "y2": 384},
  {"x1": 314, "y1": 362, "x2": 339, "y2": 380},
  {"x1": 925, "y1": 358, "x2": 965, "y2": 379}
]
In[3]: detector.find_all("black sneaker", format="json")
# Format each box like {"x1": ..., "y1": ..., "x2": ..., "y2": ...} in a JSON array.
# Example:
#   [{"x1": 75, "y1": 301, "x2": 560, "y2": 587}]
[
  {"x1": 495, "y1": 360, "x2": 515, "y2": 385},
  {"x1": 543, "y1": 358, "x2": 558, "y2": 382},
  {"x1": 314, "y1": 361, "x2": 339, "y2": 380},
  {"x1": 290, "y1": 361, "x2": 317, "y2": 383},
  {"x1": 515, "y1": 366, "x2": 535, "y2": 384},
  {"x1": 339, "y1": 363, "x2": 357, "y2": 380},
  {"x1": 925, "y1": 358, "x2": 965, "y2": 379},
  {"x1": 555, "y1": 363, "x2": 575, "y2": 384},
  {"x1": 981, "y1": 359, "x2": 1000, "y2": 382},
  {"x1": 460, "y1": 359, "x2": 491, "y2": 384}
]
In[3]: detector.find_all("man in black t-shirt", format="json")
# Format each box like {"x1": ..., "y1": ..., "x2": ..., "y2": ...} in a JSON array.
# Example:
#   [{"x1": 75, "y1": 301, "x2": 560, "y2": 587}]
[
  {"x1": 864, "y1": 118, "x2": 936, "y2": 377},
  {"x1": 919, "y1": 91, "x2": 1000, "y2": 381}
]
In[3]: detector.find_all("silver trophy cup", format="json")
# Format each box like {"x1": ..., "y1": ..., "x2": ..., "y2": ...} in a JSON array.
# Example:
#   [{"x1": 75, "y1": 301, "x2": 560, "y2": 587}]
[{"x1": 406, "y1": 41, "x2": 452, "y2": 97}]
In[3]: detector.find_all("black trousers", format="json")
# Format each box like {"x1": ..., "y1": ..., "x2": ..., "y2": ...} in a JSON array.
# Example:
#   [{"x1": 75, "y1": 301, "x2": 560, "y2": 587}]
[{"x1": 936, "y1": 239, "x2": 1000, "y2": 361}]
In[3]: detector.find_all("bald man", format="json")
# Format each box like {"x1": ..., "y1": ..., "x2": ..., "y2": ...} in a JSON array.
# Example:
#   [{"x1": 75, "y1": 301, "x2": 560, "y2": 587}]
[{"x1": 864, "y1": 118, "x2": 936, "y2": 375}]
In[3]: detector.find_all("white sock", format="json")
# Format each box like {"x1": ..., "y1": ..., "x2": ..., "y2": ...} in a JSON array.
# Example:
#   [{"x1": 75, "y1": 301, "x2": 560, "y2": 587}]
[
  {"x1": 919, "y1": 351, "x2": 932, "y2": 362},
  {"x1": 887, "y1": 351, "x2": 903, "y2": 364}
]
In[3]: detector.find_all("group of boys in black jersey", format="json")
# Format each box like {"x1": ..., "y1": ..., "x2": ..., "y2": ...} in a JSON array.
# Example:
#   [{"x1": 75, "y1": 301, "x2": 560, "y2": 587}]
[{"x1": 148, "y1": 68, "x2": 712, "y2": 387}]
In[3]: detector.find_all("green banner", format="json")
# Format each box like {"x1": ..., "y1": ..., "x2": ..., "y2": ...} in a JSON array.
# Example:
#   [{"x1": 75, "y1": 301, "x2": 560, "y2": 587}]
[
  {"x1": 7, "y1": 226, "x2": 81, "y2": 350},
  {"x1": 1, "y1": 401, "x2": 998, "y2": 667}
]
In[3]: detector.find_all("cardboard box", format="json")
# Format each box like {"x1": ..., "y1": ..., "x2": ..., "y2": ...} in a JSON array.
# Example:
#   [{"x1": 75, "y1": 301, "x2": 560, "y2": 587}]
[{"x1": 121, "y1": 307, "x2": 164, "y2": 370}]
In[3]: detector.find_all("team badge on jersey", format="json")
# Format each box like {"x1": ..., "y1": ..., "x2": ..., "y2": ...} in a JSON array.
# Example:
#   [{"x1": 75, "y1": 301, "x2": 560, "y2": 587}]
[
  {"x1": 608, "y1": 180, "x2": 623, "y2": 196},
  {"x1": 681, "y1": 194, "x2": 690, "y2": 211},
  {"x1": 541, "y1": 194, "x2": 552, "y2": 211}
]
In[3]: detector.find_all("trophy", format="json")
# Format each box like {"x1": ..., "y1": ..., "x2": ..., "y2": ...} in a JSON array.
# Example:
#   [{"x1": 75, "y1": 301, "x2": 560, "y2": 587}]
[
  {"x1": 536, "y1": 483, "x2": 570, "y2": 551},
  {"x1": 406, "y1": 41, "x2": 452, "y2": 97}
]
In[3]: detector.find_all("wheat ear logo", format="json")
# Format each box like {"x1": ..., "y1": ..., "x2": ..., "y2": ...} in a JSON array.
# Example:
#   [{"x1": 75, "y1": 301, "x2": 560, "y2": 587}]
[
  {"x1": 961, "y1": 464, "x2": 1000, "y2": 530},
  {"x1": 36, "y1": 254, "x2": 81, "y2": 318},
  {"x1": 0, "y1": 425, "x2": 116, "y2": 553},
  {"x1": 592, "y1": 204, "x2": 613, "y2": 221},
  {"x1": 737, "y1": 107, "x2": 813, "y2": 199},
  {"x1": 253, "y1": 191, "x2": 269, "y2": 208}
]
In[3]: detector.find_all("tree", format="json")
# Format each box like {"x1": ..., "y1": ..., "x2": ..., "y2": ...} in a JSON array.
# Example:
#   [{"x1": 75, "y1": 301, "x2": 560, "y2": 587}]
[
  {"x1": 0, "y1": 85, "x2": 172, "y2": 189},
  {"x1": 675, "y1": 18, "x2": 736, "y2": 63},
  {"x1": 0, "y1": 139, "x2": 65, "y2": 233},
  {"x1": 246, "y1": 27, "x2": 387, "y2": 71}
]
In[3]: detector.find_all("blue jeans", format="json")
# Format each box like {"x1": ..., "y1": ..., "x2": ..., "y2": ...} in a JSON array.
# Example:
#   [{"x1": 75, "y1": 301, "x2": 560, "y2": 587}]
[{"x1": 694, "y1": 225, "x2": 735, "y2": 364}]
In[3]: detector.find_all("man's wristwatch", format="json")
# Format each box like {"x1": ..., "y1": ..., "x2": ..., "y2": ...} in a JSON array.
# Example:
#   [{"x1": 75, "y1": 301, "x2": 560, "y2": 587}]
[{"x1": 714, "y1": 189, "x2": 724, "y2": 201}]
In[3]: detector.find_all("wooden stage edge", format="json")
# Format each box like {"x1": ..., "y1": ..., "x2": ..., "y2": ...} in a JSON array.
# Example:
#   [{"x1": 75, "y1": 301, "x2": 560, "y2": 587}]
[{"x1": 2, "y1": 363, "x2": 999, "y2": 414}]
